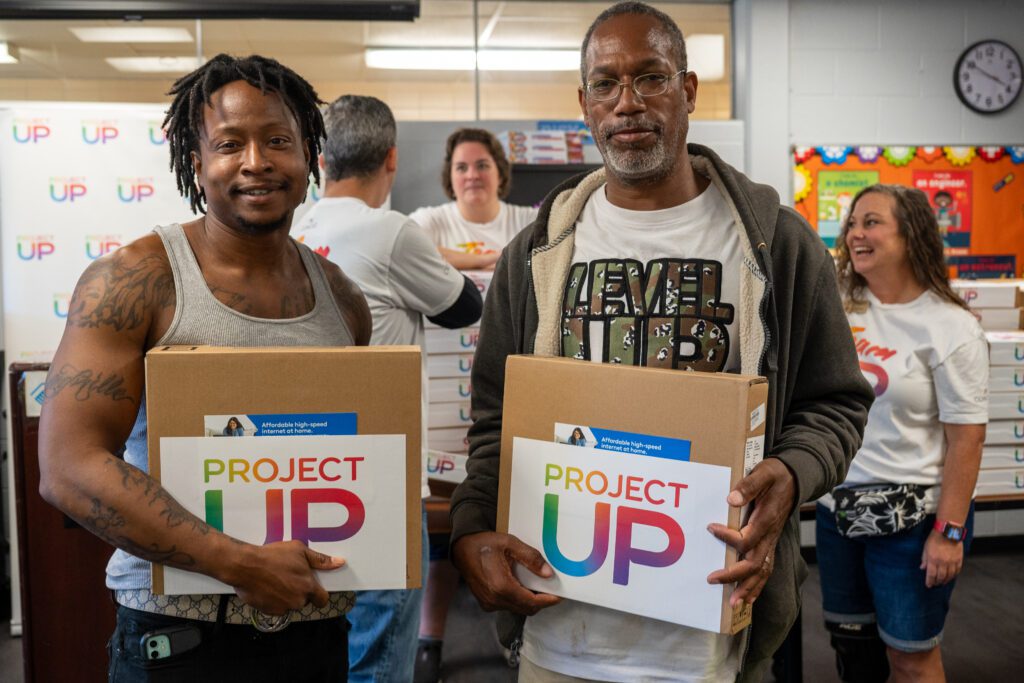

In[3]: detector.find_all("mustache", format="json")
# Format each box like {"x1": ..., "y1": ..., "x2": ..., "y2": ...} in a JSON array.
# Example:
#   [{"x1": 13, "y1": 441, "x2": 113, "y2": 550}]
[{"x1": 600, "y1": 118, "x2": 662, "y2": 140}]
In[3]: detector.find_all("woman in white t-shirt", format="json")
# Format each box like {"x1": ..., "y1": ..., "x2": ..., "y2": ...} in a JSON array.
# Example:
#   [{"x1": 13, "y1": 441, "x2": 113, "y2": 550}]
[
  {"x1": 817, "y1": 184, "x2": 987, "y2": 683},
  {"x1": 410, "y1": 128, "x2": 537, "y2": 271}
]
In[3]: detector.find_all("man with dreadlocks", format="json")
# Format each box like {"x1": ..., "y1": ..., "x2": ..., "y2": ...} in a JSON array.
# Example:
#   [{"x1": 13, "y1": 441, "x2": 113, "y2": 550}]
[{"x1": 38, "y1": 54, "x2": 371, "y2": 681}]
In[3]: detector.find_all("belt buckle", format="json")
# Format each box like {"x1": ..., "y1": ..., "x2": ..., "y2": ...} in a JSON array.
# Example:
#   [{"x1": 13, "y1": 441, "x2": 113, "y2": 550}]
[{"x1": 249, "y1": 606, "x2": 291, "y2": 633}]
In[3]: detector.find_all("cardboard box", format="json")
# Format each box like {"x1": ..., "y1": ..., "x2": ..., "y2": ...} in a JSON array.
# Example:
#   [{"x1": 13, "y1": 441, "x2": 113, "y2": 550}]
[
  {"x1": 989, "y1": 392, "x2": 1024, "y2": 419},
  {"x1": 497, "y1": 355, "x2": 766, "y2": 635},
  {"x1": 429, "y1": 377, "x2": 473, "y2": 403},
  {"x1": 981, "y1": 446, "x2": 1024, "y2": 470},
  {"x1": 952, "y1": 279, "x2": 1024, "y2": 309},
  {"x1": 427, "y1": 426, "x2": 470, "y2": 453},
  {"x1": 427, "y1": 353, "x2": 475, "y2": 379},
  {"x1": 425, "y1": 327, "x2": 480, "y2": 354},
  {"x1": 428, "y1": 400, "x2": 473, "y2": 429},
  {"x1": 989, "y1": 365, "x2": 1024, "y2": 392},
  {"x1": 987, "y1": 331, "x2": 1024, "y2": 366},
  {"x1": 975, "y1": 308, "x2": 1023, "y2": 331},
  {"x1": 146, "y1": 346, "x2": 422, "y2": 594},
  {"x1": 983, "y1": 419, "x2": 1024, "y2": 445},
  {"x1": 976, "y1": 467, "x2": 1024, "y2": 497}
]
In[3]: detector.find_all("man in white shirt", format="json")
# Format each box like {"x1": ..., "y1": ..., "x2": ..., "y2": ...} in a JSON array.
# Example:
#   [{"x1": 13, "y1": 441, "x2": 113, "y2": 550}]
[{"x1": 293, "y1": 95, "x2": 482, "y2": 683}]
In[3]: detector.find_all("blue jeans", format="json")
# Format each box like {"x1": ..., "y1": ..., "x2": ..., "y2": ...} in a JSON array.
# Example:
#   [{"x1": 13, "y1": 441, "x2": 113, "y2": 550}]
[
  {"x1": 108, "y1": 604, "x2": 348, "y2": 682},
  {"x1": 816, "y1": 502, "x2": 974, "y2": 652},
  {"x1": 348, "y1": 506, "x2": 430, "y2": 683}
]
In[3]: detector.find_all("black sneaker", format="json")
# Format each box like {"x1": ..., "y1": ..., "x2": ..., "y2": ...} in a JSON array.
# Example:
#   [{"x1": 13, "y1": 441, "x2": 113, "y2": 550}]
[{"x1": 413, "y1": 639, "x2": 443, "y2": 683}]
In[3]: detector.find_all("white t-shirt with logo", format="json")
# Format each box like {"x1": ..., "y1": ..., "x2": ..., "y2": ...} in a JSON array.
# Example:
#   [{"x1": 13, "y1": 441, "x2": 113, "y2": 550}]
[
  {"x1": 409, "y1": 200, "x2": 537, "y2": 254},
  {"x1": 841, "y1": 289, "x2": 988, "y2": 510},
  {"x1": 293, "y1": 196, "x2": 464, "y2": 498},
  {"x1": 522, "y1": 182, "x2": 744, "y2": 682}
]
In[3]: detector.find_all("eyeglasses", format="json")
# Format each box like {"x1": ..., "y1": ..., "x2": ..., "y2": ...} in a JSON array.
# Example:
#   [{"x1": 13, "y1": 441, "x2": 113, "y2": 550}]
[{"x1": 583, "y1": 69, "x2": 687, "y2": 102}]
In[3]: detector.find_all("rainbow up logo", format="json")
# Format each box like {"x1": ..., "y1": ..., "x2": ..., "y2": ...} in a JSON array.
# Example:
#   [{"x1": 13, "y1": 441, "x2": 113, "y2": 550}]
[
  {"x1": 16, "y1": 235, "x2": 56, "y2": 260},
  {"x1": 81, "y1": 120, "x2": 119, "y2": 145},
  {"x1": 147, "y1": 121, "x2": 167, "y2": 145},
  {"x1": 12, "y1": 118, "x2": 51, "y2": 143},
  {"x1": 117, "y1": 177, "x2": 155, "y2": 203},
  {"x1": 49, "y1": 176, "x2": 87, "y2": 202},
  {"x1": 53, "y1": 293, "x2": 71, "y2": 319},
  {"x1": 85, "y1": 234, "x2": 123, "y2": 260}
]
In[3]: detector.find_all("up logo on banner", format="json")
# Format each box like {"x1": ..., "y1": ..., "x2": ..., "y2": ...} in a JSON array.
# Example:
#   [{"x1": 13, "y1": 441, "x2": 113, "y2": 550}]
[
  {"x1": 49, "y1": 177, "x2": 87, "y2": 203},
  {"x1": 81, "y1": 120, "x2": 119, "y2": 145},
  {"x1": 16, "y1": 235, "x2": 56, "y2": 261},
  {"x1": 52, "y1": 293, "x2": 71, "y2": 319},
  {"x1": 147, "y1": 121, "x2": 167, "y2": 145},
  {"x1": 85, "y1": 234, "x2": 123, "y2": 260},
  {"x1": 12, "y1": 118, "x2": 51, "y2": 144},
  {"x1": 117, "y1": 177, "x2": 155, "y2": 203}
]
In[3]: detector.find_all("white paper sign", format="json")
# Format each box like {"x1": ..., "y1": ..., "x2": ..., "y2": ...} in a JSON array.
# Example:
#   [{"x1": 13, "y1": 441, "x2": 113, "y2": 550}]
[
  {"x1": 507, "y1": 437, "x2": 732, "y2": 632},
  {"x1": 159, "y1": 434, "x2": 407, "y2": 594}
]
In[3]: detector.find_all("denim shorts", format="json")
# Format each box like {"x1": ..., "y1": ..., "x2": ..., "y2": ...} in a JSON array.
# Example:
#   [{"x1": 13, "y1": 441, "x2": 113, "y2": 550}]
[{"x1": 815, "y1": 502, "x2": 974, "y2": 653}]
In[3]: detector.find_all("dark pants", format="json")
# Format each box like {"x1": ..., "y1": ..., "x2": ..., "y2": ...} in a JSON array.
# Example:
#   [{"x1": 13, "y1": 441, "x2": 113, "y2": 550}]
[{"x1": 109, "y1": 604, "x2": 349, "y2": 682}]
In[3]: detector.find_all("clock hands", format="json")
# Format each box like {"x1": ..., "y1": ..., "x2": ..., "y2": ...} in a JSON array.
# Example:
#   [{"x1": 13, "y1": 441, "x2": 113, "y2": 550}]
[{"x1": 971, "y1": 63, "x2": 1007, "y2": 87}]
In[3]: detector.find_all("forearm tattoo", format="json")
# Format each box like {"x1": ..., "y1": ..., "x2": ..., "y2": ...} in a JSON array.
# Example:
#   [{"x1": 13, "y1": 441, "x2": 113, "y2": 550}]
[
  {"x1": 69, "y1": 252, "x2": 174, "y2": 331},
  {"x1": 44, "y1": 364, "x2": 135, "y2": 403}
]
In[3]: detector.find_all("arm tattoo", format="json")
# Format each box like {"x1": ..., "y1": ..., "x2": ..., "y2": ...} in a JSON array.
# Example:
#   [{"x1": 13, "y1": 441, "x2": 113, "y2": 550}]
[
  {"x1": 44, "y1": 364, "x2": 135, "y2": 403},
  {"x1": 69, "y1": 252, "x2": 174, "y2": 331},
  {"x1": 84, "y1": 498, "x2": 197, "y2": 567},
  {"x1": 110, "y1": 458, "x2": 211, "y2": 536}
]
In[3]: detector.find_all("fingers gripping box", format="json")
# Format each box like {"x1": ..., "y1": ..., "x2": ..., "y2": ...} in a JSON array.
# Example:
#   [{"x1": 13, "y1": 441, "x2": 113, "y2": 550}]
[
  {"x1": 146, "y1": 345, "x2": 422, "y2": 595},
  {"x1": 497, "y1": 355, "x2": 768, "y2": 634}
]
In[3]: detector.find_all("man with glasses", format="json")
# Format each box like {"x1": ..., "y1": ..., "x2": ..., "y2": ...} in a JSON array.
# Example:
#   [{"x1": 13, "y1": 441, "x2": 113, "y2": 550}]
[{"x1": 449, "y1": 2, "x2": 872, "y2": 681}]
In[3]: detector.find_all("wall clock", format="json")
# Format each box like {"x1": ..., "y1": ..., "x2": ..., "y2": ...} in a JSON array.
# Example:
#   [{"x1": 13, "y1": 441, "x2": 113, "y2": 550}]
[{"x1": 954, "y1": 39, "x2": 1022, "y2": 114}]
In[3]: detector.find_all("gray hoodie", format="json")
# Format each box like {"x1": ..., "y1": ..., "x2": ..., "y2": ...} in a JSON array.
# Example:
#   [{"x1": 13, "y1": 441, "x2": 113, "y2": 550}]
[{"x1": 450, "y1": 143, "x2": 873, "y2": 680}]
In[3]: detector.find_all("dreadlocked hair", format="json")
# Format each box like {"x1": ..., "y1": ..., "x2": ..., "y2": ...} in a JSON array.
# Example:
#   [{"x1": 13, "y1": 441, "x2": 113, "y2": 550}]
[
  {"x1": 162, "y1": 53, "x2": 325, "y2": 214},
  {"x1": 835, "y1": 183, "x2": 968, "y2": 314}
]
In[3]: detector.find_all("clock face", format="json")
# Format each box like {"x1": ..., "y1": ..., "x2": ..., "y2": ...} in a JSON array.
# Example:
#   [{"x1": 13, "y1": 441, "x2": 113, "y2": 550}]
[{"x1": 955, "y1": 40, "x2": 1022, "y2": 114}]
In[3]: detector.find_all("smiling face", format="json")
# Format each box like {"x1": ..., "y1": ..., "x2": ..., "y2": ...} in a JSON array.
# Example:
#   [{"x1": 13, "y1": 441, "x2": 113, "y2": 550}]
[
  {"x1": 192, "y1": 80, "x2": 310, "y2": 234},
  {"x1": 579, "y1": 13, "x2": 695, "y2": 186},
  {"x1": 450, "y1": 141, "x2": 500, "y2": 209},
  {"x1": 845, "y1": 192, "x2": 911, "y2": 282}
]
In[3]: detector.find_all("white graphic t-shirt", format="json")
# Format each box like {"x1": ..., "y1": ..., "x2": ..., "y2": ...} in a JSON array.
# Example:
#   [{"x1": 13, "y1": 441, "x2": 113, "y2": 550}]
[
  {"x1": 841, "y1": 289, "x2": 988, "y2": 510},
  {"x1": 523, "y1": 182, "x2": 744, "y2": 682},
  {"x1": 293, "y1": 197, "x2": 464, "y2": 498},
  {"x1": 409, "y1": 200, "x2": 537, "y2": 255}
]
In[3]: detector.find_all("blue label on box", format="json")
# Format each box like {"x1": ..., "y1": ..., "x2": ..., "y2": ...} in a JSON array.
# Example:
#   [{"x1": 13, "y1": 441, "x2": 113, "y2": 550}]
[
  {"x1": 207, "y1": 413, "x2": 357, "y2": 437},
  {"x1": 554, "y1": 422, "x2": 690, "y2": 461}
]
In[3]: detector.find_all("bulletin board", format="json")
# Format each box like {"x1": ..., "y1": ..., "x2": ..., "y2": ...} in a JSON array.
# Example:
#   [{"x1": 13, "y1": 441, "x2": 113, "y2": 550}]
[{"x1": 792, "y1": 145, "x2": 1024, "y2": 278}]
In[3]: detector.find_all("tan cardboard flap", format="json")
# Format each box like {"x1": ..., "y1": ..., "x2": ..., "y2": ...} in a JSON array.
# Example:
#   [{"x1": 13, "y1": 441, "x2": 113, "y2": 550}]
[
  {"x1": 146, "y1": 345, "x2": 422, "y2": 593},
  {"x1": 498, "y1": 355, "x2": 765, "y2": 634}
]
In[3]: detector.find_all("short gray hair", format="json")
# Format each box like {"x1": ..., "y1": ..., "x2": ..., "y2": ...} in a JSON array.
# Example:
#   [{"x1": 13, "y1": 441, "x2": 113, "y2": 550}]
[
  {"x1": 322, "y1": 95, "x2": 396, "y2": 181},
  {"x1": 580, "y1": 2, "x2": 687, "y2": 83}
]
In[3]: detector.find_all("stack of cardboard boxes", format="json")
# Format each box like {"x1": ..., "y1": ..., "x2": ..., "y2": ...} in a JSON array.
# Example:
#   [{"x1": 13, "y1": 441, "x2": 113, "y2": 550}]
[
  {"x1": 952, "y1": 279, "x2": 1024, "y2": 332},
  {"x1": 423, "y1": 270, "x2": 492, "y2": 493}
]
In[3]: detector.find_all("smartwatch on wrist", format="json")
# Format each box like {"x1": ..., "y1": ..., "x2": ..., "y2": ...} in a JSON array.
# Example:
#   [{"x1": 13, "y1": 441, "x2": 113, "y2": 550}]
[{"x1": 933, "y1": 519, "x2": 966, "y2": 543}]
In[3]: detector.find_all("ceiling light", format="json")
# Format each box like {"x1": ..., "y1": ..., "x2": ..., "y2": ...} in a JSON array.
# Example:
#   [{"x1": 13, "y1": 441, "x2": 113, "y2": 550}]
[
  {"x1": 71, "y1": 27, "x2": 193, "y2": 43},
  {"x1": 687, "y1": 34, "x2": 725, "y2": 81},
  {"x1": 365, "y1": 49, "x2": 579, "y2": 72},
  {"x1": 106, "y1": 56, "x2": 202, "y2": 73},
  {"x1": 0, "y1": 42, "x2": 19, "y2": 64}
]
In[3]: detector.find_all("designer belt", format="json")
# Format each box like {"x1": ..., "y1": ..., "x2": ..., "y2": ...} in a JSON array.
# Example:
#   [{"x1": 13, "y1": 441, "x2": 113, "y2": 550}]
[{"x1": 115, "y1": 588, "x2": 355, "y2": 628}]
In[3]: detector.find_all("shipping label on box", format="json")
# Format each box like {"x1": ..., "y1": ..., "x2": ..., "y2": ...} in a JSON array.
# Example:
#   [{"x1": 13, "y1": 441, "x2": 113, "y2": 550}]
[
  {"x1": 428, "y1": 426, "x2": 470, "y2": 453},
  {"x1": 428, "y1": 401, "x2": 472, "y2": 429},
  {"x1": 146, "y1": 346, "x2": 423, "y2": 594},
  {"x1": 988, "y1": 392, "x2": 1024, "y2": 419},
  {"x1": 989, "y1": 366, "x2": 1024, "y2": 392},
  {"x1": 159, "y1": 435, "x2": 406, "y2": 594},
  {"x1": 425, "y1": 327, "x2": 480, "y2": 354},
  {"x1": 425, "y1": 449, "x2": 468, "y2": 484},
  {"x1": 981, "y1": 446, "x2": 1024, "y2": 470},
  {"x1": 427, "y1": 353, "x2": 474, "y2": 378},
  {"x1": 429, "y1": 378, "x2": 473, "y2": 403},
  {"x1": 952, "y1": 279, "x2": 1023, "y2": 309},
  {"x1": 508, "y1": 437, "x2": 731, "y2": 632},
  {"x1": 497, "y1": 355, "x2": 767, "y2": 634},
  {"x1": 976, "y1": 467, "x2": 1024, "y2": 497},
  {"x1": 987, "y1": 331, "x2": 1024, "y2": 366},
  {"x1": 984, "y1": 419, "x2": 1024, "y2": 445}
]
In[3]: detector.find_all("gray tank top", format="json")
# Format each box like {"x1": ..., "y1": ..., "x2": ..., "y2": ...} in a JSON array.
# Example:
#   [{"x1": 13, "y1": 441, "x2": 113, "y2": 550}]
[{"x1": 107, "y1": 223, "x2": 355, "y2": 589}]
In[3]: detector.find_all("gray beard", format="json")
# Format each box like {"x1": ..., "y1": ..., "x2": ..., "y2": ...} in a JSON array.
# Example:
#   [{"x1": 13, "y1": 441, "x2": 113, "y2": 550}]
[{"x1": 597, "y1": 130, "x2": 677, "y2": 186}]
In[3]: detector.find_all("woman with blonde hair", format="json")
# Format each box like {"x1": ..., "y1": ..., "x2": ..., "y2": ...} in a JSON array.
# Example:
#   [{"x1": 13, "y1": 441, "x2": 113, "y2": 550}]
[{"x1": 817, "y1": 184, "x2": 987, "y2": 683}]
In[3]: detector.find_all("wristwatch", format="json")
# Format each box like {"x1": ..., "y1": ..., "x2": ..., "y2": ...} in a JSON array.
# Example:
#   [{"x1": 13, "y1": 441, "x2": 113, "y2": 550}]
[{"x1": 933, "y1": 519, "x2": 966, "y2": 543}]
